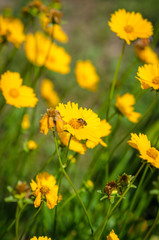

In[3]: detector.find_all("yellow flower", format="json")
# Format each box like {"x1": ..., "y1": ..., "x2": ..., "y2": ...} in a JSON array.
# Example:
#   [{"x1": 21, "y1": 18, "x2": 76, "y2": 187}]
[
  {"x1": 58, "y1": 131, "x2": 87, "y2": 155},
  {"x1": 116, "y1": 93, "x2": 141, "y2": 123},
  {"x1": 75, "y1": 60, "x2": 99, "y2": 91},
  {"x1": 30, "y1": 236, "x2": 51, "y2": 240},
  {"x1": 86, "y1": 119, "x2": 111, "y2": 148},
  {"x1": 135, "y1": 45, "x2": 158, "y2": 64},
  {"x1": 0, "y1": 71, "x2": 38, "y2": 108},
  {"x1": 56, "y1": 101, "x2": 101, "y2": 141},
  {"x1": 107, "y1": 230, "x2": 119, "y2": 240},
  {"x1": 41, "y1": 78, "x2": 60, "y2": 107},
  {"x1": 21, "y1": 114, "x2": 30, "y2": 130},
  {"x1": 86, "y1": 180, "x2": 94, "y2": 189},
  {"x1": 27, "y1": 140, "x2": 37, "y2": 150},
  {"x1": 128, "y1": 133, "x2": 159, "y2": 168},
  {"x1": 0, "y1": 15, "x2": 25, "y2": 47},
  {"x1": 136, "y1": 63, "x2": 159, "y2": 90},
  {"x1": 40, "y1": 14, "x2": 68, "y2": 43},
  {"x1": 108, "y1": 9, "x2": 153, "y2": 45},
  {"x1": 30, "y1": 172, "x2": 60, "y2": 209},
  {"x1": 25, "y1": 31, "x2": 71, "y2": 74}
]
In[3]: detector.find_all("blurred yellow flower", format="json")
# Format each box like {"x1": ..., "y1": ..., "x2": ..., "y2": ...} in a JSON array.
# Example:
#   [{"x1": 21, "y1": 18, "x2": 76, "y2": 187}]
[
  {"x1": 108, "y1": 9, "x2": 153, "y2": 45},
  {"x1": 136, "y1": 63, "x2": 159, "y2": 90},
  {"x1": 27, "y1": 140, "x2": 37, "y2": 150},
  {"x1": 75, "y1": 60, "x2": 99, "y2": 91},
  {"x1": 135, "y1": 46, "x2": 158, "y2": 64},
  {"x1": 40, "y1": 14, "x2": 68, "y2": 43},
  {"x1": 30, "y1": 236, "x2": 51, "y2": 240},
  {"x1": 86, "y1": 119, "x2": 111, "y2": 148},
  {"x1": 68, "y1": 154, "x2": 76, "y2": 163},
  {"x1": 128, "y1": 133, "x2": 159, "y2": 168},
  {"x1": 116, "y1": 93, "x2": 141, "y2": 123},
  {"x1": 56, "y1": 101, "x2": 101, "y2": 141},
  {"x1": 30, "y1": 172, "x2": 60, "y2": 209},
  {"x1": 21, "y1": 114, "x2": 30, "y2": 130},
  {"x1": 0, "y1": 15, "x2": 25, "y2": 47},
  {"x1": 107, "y1": 230, "x2": 119, "y2": 240},
  {"x1": 25, "y1": 31, "x2": 71, "y2": 74},
  {"x1": 86, "y1": 180, "x2": 94, "y2": 189},
  {"x1": 0, "y1": 71, "x2": 38, "y2": 108},
  {"x1": 41, "y1": 78, "x2": 60, "y2": 107}
]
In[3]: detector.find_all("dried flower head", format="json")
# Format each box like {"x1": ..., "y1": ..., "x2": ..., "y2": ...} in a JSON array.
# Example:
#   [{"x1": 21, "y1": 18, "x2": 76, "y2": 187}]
[{"x1": 104, "y1": 180, "x2": 118, "y2": 199}]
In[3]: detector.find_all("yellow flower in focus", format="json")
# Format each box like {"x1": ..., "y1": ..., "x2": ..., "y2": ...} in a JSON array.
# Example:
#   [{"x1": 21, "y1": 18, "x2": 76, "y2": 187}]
[
  {"x1": 30, "y1": 172, "x2": 60, "y2": 209},
  {"x1": 0, "y1": 15, "x2": 25, "y2": 47},
  {"x1": 107, "y1": 230, "x2": 119, "y2": 240},
  {"x1": 30, "y1": 236, "x2": 51, "y2": 240},
  {"x1": 108, "y1": 9, "x2": 153, "y2": 45},
  {"x1": 41, "y1": 79, "x2": 60, "y2": 107},
  {"x1": 75, "y1": 60, "x2": 99, "y2": 91},
  {"x1": 27, "y1": 140, "x2": 37, "y2": 150},
  {"x1": 25, "y1": 31, "x2": 71, "y2": 74},
  {"x1": 128, "y1": 133, "x2": 159, "y2": 168},
  {"x1": 135, "y1": 46, "x2": 158, "y2": 64},
  {"x1": 136, "y1": 63, "x2": 159, "y2": 90},
  {"x1": 56, "y1": 101, "x2": 101, "y2": 141},
  {"x1": 21, "y1": 114, "x2": 30, "y2": 130},
  {"x1": 116, "y1": 93, "x2": 141, "y2": 123},
  {"x1": 40, "y1": 14, "x2": 68, "y2": 43},
  {"x1": 86, "y1": 119, "x2": 111, "y2": 148},
  {"x1": 0, "y1": 71, "x2": 38, "y2": 108},
  {"x1": 58, "y1": 131, "x2": 87, "y2": 155}
]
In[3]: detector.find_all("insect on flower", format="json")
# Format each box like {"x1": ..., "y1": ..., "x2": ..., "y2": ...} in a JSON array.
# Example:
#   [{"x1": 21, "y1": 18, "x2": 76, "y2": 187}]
[{"x1": 77, "y1": 118, "x2": 87, "y2": 127}]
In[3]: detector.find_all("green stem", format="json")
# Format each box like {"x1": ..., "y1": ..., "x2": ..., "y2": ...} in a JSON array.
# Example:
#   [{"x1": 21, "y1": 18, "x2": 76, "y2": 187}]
[
  {"x1": 15, "y1": 203, "x2": 28, "y2": 240},
  {"x1": 96, "y1": 202, "x2": 111, "y2": 240},
  {"x1": 143, "y1": 209, "x2": 159, "y2": 240},
  {"x1": 106, "y1": 41, "x2": 126, "y2": 120},
  {"x1": 53, "y1": 131, "x2": 94, "y2": 236},
  {"x1": 120, "y1": 164, "x2": 149, "y2": 238}
]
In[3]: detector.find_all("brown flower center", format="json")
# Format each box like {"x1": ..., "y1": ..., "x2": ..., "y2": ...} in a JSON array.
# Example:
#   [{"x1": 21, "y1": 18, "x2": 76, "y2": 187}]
[
  {"x1": 9, "y1": 88, "x2": 19, "y2": 98},
  {"x1": 124, "y1": 25, "x2": 133, "y2": 33},
  {"x1": 146, "y1": 148, "x2": 158, "y2": 160},
  {"x1": 68, "y1": 118, "x2": 87, "y2": 129},
  {"x1": 40, "y1": 185, "x2": 50, "y2": 194},
  {"x1": 152, "y1": 76, "x2": 159, "y2": 85}
]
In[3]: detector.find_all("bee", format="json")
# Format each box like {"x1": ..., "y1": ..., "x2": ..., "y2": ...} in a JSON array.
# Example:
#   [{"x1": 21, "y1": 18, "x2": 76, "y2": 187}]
[{"x1": 77, "y1": 118, "x2": 87, "y2": 127}]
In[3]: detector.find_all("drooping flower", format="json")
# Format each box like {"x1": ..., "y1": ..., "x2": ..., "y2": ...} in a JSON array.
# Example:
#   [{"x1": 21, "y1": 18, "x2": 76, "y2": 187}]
[
  {"x1": 0, "y1": 15, "x2": 25, "y2": 47},
  {"x1": 40, "y1": 14, "x2": 68, "y2": 43},
  {"x1": 135, "y1": 46, "x2": 158, "y2": 64},
  {"x1": 56, "y1": 101, "x2": 101, "y2": 141},
  {"x1": 86, "y1": 119, "x2": 111, "y2": 148},
  {"x1": 106, "y1": 230, "x2": 119, "y2": 240},
  {"x1": 128, "y1": 133, "x2": 159, "y2": 168},
  {"x1": 41, "y1": 78, "x2": 60, "y2": 107},
  {"x1": 21, "y1": 114, "x2": 30, "y2": 130},
  {"x1": 75, "y1": 60, "x2": 99, "y2": 91},
  {"x1": 136, "y1": 63, "x2": 159, "y2": 90},
  {"x1": 27, "y1": 140, "x2": 37, "y2": 150},
  {"x1": 116, "y1": 93, "x2": 141, "y2": 123},
  {"x1": 0, "y1": 71, "x2": 38, "y2": 108},
  {"x1": 30, "y1": 236, "x2": 51, "y2": 240},
  {"x1": 108, "y1": 9, "x2": 153, "y2": 45},
  {"x1": 25, "y1": 32, "x2": 71, "y2": 74},
  {"x1": 30, "y1": 172, "x2": 61, "y2": 209}
]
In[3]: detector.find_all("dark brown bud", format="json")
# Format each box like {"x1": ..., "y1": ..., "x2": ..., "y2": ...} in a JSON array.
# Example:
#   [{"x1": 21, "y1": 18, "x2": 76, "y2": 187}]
[
  {"x1": 118, "y1": 173, "x2": 131, "y2": 187},
  {"x1": 47, "y1": 8, "x2": 63, "y2": 24},
  {"x1": 104, "y1": 180, "x2": 118, "y2": 199}
]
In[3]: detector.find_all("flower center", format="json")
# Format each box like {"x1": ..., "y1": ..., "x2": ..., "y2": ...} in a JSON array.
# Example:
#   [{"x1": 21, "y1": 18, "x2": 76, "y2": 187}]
[
  {"x1": 124, "y1": 25, "x2": 133, "y2": 33},
  {"x1": 40, "y1": 185, "x2": 50, "y2": 194},
  {"x1": 68, "y1": 118, "x2": 87, "y2": 129},
  {"x1": 152, "y1": 76, "x2": 159, "y2": 85},
  {"x1": 146, "y1": 147, "x2": 158, "y2": 160},
  {"x1": 9, "y1": 88, "x2": 19, "y2": 98}
]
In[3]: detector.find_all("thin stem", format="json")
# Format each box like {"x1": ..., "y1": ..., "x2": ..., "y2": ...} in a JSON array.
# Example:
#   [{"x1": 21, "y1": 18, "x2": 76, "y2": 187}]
[
  {"x1": 53, "y1": 131, "x2": 94, "y2": 236},
  {"x1": 143, "y1": 209, "x2": 159, "y2": 240},
  {"x1": 15, "y1": 203, "x2": 28, "y2": 240},
  {"x1": 120, "y1": 164, "x2": 149, "y2": 238},
  {"x1": 106, "y1": 41, "x2": 126, "y2": 120},
  {"x1": 96, "y1": 202, "x2": 111, "y2": 240}
]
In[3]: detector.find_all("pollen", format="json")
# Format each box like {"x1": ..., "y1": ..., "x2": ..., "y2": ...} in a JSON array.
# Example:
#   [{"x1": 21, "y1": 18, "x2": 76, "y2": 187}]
[
  {"x1": 9, "y1": 88, "x2": 19, "y2": 98},
  {"x1": 152, "y1": 76, "x2": 159, "y2": 85},
  {"x1": 146, "y1": 148, "x2": 158, "y2": 160},
  {"x1": 124, "y1": 25, "x2": 133, "y2": 33}
]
